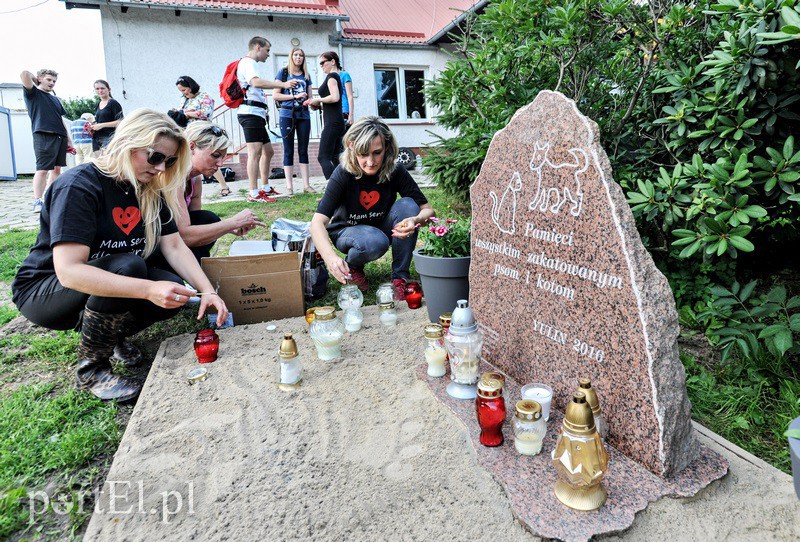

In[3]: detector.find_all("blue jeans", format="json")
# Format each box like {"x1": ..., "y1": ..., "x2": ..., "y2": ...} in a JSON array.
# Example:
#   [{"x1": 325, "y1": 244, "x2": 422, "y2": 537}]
[
  {"x1": 329, "y1": 198, "x2": 420, "y2": 280},
  {"x1": 279, "y1": 116, "x2": 310, "y2": 166}
]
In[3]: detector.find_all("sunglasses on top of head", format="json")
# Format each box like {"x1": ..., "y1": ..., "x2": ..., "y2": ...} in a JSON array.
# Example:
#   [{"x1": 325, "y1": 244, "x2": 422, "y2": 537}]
[
  {"x1": 204, "y1": 125, "x2": 227, "y2": 138},
  {"x1": 146, "y1": 148, "x2": 179, "y2": 168}
]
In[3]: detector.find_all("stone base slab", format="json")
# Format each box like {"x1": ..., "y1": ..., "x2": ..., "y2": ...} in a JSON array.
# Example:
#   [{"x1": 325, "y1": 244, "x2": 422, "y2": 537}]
[{"x1": 416, "y1": 361, "x2": 729, "y2": 542}]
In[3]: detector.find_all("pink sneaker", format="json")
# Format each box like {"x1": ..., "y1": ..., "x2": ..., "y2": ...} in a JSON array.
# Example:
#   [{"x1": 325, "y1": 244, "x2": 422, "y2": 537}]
[
  {"x1": 393, "y1": 278, "x2": 407, "y2": 301},
  {"x1": 348, "y1": 267, "x2": 368, "y2": 292}
]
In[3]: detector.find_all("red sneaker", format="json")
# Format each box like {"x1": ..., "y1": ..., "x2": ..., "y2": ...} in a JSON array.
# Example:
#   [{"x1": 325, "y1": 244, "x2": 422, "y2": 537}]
[
  {"x1": 393, "y1": 278, "x2": 407, "y2": 301},
  {"x1": 247, "y1": 191, "x2": 277, "y2": 203},
  {"x1": 348, "y1": 267, "x2": 368, "y2": 292},
  {"x1": 263, "y1": 187, "x2": 281, "y2": 196}
]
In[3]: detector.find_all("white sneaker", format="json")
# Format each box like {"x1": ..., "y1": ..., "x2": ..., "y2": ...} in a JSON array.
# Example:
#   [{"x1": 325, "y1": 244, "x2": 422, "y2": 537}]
[{"x1": 32, "y1": 199, "x2": 43, "y2": 213}]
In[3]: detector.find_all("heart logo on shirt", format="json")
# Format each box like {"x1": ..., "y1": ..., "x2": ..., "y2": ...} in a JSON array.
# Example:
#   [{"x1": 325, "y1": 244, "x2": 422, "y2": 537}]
[
  {"x1": 360, "y1": 190, "x2": 380, "y2": 210},
  {"x1": 112, "y1": 206, "x2": 141, "y2": 236}
]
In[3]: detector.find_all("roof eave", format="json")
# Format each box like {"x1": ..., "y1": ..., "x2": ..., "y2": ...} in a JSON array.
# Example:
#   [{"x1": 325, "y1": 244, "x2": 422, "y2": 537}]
[
  {"x1": 62, "y1": 0, "x2": 350, "y2": 21},
  {"x1": 330, "y1": 36, "x2": 438, "y2": 50},
  {"x1": 426, "y1": 0, "x2": 489, "y2": 45}
]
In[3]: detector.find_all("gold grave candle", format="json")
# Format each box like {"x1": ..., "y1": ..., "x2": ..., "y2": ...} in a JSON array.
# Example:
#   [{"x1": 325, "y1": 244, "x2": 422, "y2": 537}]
[
  {"x1": 551, "y1": 391, "x2": 609, "y2": 511},
  {"x1": 578, "y1": 377, "x2": 608, "y2": 439}
]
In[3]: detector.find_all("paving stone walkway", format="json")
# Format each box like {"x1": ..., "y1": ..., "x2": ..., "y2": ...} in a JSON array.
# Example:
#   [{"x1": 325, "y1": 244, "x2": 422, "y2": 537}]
[{"x1": 0, "y1": 170, "x2": 435, "y2": 232}]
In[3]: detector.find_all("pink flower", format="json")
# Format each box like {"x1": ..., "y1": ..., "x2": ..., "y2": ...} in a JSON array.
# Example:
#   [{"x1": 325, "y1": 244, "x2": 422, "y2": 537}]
[
  {"x1": 434, "y1": 225, "x2": 449, "y2": 237},
  {"x1": 446, "y1": 219, "x2": 458, "y2": 224},
  {"x1": 429, "y1": 226, "x2": 437, "y2": 233},
  {"x1": 429, "y1": 217, "x2": 439, "y2": 224}
]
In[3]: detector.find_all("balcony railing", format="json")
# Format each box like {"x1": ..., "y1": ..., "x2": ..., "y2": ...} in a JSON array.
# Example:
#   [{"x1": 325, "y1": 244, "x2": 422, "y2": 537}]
[{"x1": 212, "y1": 89, "x2": 323, "y2": 159}]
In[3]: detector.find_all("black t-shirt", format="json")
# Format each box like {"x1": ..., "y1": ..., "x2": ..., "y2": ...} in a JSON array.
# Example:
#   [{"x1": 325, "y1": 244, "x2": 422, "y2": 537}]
[
  {"x1": 316, "y1": 164, "x2": 427, "y2": 234},
  {"x1": 318, "y1": 73, "x2": 344, "y2": 127},
  {"x1": 22, "y1": 86, "x2": 67, "y2": 135},
  {"x1": 12, "y1": 163, "x2": 178, "y2": 306},
  {"x1": 94, "y1": 99, "x2": 124, "y2": 141}
]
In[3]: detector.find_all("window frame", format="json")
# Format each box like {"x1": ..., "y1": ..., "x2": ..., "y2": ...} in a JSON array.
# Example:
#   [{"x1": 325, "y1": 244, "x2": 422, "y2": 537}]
[{"x1": 373, "y1": 65, "x2": 431, "y2": 124}]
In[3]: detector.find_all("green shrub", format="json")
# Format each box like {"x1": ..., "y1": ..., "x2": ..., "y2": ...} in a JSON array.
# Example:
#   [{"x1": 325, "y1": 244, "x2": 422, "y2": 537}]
[{"x1": 62, "y1": 96, "x2": 99, "y2": 121}]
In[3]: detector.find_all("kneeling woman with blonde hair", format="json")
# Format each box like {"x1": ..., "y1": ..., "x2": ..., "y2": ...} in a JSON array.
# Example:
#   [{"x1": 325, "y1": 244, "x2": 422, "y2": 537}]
[{"x1": 12, "y1": 109, "x2": 228, "y2": 402}]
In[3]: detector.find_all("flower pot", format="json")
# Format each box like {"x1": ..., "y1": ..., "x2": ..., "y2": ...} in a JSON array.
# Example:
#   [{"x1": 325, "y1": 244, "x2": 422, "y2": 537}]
[
  {"x1": 413, "y1": 248, "x2": 470, "y2": 323},
  {"x1": 790, "y1": 416, "x2": 800, "y2": 499}
]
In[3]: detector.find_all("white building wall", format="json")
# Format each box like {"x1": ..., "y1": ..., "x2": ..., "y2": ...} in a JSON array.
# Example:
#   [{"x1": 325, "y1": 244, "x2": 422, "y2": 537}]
[
  {"x1": 99, "y1": 6, "x2": 335, "y2": 123},
  {"x1": 338, "y1": 44, "x2": 455, "y2": 148},
  {"x1": 99, "y1": 5, "x2": 454, "y2": 148}
]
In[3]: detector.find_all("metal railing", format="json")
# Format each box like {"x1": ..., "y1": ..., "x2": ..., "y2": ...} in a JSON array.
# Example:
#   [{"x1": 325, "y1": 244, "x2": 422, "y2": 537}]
[{"x1": 212, "y1": 89, "x2": 323, "y2": 161}]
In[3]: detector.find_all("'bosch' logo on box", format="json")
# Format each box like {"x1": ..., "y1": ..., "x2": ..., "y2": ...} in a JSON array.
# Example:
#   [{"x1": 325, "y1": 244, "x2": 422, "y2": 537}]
[{"x1": 241, "y1": 283, "x2": 267, "y2": 296}]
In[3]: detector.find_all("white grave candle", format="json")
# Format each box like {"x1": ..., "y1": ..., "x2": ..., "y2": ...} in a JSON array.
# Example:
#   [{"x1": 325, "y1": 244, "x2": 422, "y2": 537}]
[
  {"x1": 425, "y1": 349, "x2": 447, "y2": 377},
  {"x1": 521, "y1": 384, "x2": 553, "y2": 421}
]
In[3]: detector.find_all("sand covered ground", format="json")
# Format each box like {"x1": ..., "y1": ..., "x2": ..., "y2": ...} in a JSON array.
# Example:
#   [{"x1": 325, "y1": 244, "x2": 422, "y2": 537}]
[{"x1": 85, "y1": 305, "x2": 800, "y2": 541}]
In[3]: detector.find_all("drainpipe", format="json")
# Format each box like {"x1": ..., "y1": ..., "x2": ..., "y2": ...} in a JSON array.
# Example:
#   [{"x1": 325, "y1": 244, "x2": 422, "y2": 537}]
[{"x1": 336, "y1": 19, "x2": 344, "y2": 66}]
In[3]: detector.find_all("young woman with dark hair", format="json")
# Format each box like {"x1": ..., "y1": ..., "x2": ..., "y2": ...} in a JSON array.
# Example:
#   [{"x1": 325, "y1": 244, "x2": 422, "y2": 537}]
[
  {"x1": 304, "y1": 51, "x2": 345, "y2": 180},
  {"x1": 91, "y1": 79, "x2": 123, "y2": 152}
]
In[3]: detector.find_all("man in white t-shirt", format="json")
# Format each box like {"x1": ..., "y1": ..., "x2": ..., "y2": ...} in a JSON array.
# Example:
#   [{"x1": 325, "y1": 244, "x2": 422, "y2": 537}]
[{"x1": 237, "y1": 36, "x2": 298, "y2": 203}]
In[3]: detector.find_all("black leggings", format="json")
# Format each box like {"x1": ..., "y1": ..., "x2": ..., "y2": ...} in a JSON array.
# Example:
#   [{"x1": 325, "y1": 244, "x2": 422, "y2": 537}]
[
  {"x1": 318, "y1": 122, "x2": 345, "y2": 179},
  {"x1": 146, "y1": 209, "x2": 220, "y2": 273},
  {"x1": 17, "y1": 253, "x2": 183, "y2": 331}
]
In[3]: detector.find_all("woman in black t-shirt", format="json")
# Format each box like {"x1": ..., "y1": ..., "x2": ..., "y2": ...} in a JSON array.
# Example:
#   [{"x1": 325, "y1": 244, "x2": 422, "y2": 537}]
[
  {"x1": 12, "y1": 109, "x2": 228, "y2": 402},
  {"x1": 91, "y1": 79, "x2": 123, "y2": 152},
  {"x1": 304, "y1": 51, "x2": 345, "y2": 179},
  {"x1": 310, "y1": 116, "x2": 435, "y2": 299}
]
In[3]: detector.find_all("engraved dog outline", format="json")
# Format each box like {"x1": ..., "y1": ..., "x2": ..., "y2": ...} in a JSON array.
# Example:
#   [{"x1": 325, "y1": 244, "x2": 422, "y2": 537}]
[
  {"x1": 527, "y1": 141, "x2": 587, "y2": 217},
  {"x1": 489, "y1": 171, "x2": 522, "y2": 234}
]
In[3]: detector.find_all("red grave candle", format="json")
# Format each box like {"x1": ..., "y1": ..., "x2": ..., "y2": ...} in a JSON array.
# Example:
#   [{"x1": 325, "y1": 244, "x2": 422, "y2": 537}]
[
  {"x1": 475, "y1": 378, "x2": 506, "y2": 447},
  {"x1": 194, "y1": 329, "x2": 219, "y2": 363},
  {"x1": 404, "y1": 281, "x2": 423, "y2": 309}
]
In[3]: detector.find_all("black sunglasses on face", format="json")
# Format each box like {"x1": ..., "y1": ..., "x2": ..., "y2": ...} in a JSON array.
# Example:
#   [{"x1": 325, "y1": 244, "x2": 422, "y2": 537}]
[
  {"x1": 319, "y1": 59, "x2": 328, "y2": 66},
  {"x1": 146, "y1": 148, "x2": 179, "y2": 168}
]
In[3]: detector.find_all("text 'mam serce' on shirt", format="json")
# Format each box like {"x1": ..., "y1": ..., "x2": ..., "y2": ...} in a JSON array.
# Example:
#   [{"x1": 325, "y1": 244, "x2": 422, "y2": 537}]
[
  {"x1": 11, "y1": 163, "x2": 178, "y2": 306},
  {"x1": 236, "y1": 56, "x2": 267, "y2": 119},
  {"x1": 316, "y1": 164, "x2": 427, "y2": 234}
]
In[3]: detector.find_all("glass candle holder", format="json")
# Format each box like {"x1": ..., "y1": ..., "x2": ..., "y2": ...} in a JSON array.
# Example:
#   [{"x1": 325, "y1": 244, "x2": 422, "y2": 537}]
[
  {"x1": 476, "y1": 377, "x2": 506, "y2": 447},
  {"x1": 444, "y1": 300, "x2": 483, "y2": 400},
  {"x1": 439, "y1": 313, "x2": 452, "y2": 333},
  {"x1": 309, "y1": 306, "x2": 344, "y2": 361},
  {"x1": 276, "y1": 333, "x2": 302, "y2": 390},
  {"x1": 521, "y1": 383, "x2": 553, "y2": 421},
  {"x1": 376, "y1": 282, "x2": 395, "y2": 304},
  {"x1": 552, "y1": 391, "x2": 609, "y2": 511},
  {"x1": 404, "y1": 281, "x2": 423, "y2": 309},
  {"x1": 424, "y1": 324, "x2": 447, "y2": 377},
  {"x1": 514, "y1": 400, "x2": 546, "y2": 456},
  {"x1": 338, "y1": 284, "x2": 364, "y2": 311},
  {"x1": 343, "y1": 308, "x2": 364, "y2": 332},
  {"x1": 194, "y1": 329, "x2": 219, "y2": 363},
  {"x1": 379, "y1": 302, "x2": 397, "y2": 326}
]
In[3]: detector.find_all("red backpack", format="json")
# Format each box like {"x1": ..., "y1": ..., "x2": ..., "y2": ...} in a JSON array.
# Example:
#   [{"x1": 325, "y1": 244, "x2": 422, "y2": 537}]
[{"x1": 219, "y1": 58, "x2": 245, "y2": 108}]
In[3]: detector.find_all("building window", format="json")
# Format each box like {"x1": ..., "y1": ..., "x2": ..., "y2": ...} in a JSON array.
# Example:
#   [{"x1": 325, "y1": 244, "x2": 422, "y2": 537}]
[{"x1": 374, "y1": 67, "x2": 427, "y2": 121}]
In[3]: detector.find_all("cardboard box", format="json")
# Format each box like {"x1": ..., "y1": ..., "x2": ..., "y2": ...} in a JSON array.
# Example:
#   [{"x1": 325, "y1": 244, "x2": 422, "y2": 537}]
[{"x1": 201, "y1": 251, "x2": 304, "y2": 325}]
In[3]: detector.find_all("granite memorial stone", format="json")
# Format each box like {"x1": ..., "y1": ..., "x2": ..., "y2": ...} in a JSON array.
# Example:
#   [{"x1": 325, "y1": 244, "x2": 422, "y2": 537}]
[{"x1": 470, "y1": 90, "x2": 698, "y2": 477}]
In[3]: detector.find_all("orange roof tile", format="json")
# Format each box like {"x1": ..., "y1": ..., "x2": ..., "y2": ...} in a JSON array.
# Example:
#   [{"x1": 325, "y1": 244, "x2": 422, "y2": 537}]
[
  {"x1": 340, "y1": 0, "x2": 484, "y2": 44},
  {"x1": 105, "y1": 0, "x2": 346, "y2": 18}
]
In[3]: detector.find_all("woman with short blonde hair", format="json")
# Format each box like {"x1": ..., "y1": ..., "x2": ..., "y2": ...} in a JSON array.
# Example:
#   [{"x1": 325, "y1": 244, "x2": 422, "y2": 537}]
[
  {"x1": 12, "y1": 108, "x2": 228, "y2": 403},
  {"x1": 147, "y1": 121, "x2": 266, "y2": 271},
  {"x1": 310, "y1": 116, "x2": 435, "y2": 298}
]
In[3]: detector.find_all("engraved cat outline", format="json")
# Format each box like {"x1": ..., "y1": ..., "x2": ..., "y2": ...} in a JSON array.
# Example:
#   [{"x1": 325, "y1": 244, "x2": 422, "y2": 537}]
[
  {"x1": 527, "y1": 141, "x2": 587, "y2": 217},
  {"x1": 489, "y1": 171, "x2": 522, "y2": 234}
]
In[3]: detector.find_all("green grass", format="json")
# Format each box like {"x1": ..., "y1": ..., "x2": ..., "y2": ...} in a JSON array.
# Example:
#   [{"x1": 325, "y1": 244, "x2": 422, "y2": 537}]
[
  {"x1": 683, "y1": 351, "x2": 800, "y2": 473},
  {"x1": 0, "y1": 306, "x2": 18, "y2": 327},
  {"x1": 0, "y1": 229, "x2": 38, "y2": 282},
  {"x1": 0, "y1": 384, "x2": 120, "y2": 538}
]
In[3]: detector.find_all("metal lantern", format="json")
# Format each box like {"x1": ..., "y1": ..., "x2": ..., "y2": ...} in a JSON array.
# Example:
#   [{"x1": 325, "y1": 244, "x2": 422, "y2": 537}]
[{"x1": 444, "y1": 299, "x2": 484, "y2": 400}]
